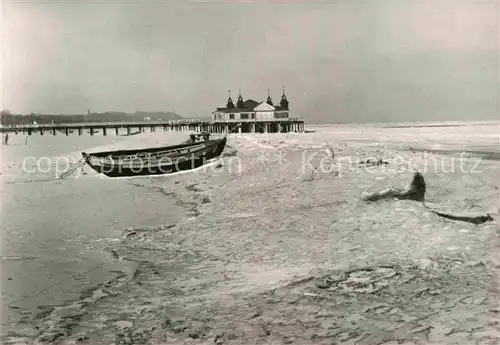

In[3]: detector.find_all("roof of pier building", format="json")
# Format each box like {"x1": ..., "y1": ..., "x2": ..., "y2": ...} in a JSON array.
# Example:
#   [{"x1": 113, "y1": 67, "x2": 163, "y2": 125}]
[{"x1": 215, "y1": 89, "x2": 289, "y2": 113}]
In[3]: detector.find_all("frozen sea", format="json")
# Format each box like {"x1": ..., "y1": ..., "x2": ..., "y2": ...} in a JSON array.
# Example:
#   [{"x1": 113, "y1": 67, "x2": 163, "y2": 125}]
[{"x1": 1, "y1": 121, "x2": 499, "y2": 345}]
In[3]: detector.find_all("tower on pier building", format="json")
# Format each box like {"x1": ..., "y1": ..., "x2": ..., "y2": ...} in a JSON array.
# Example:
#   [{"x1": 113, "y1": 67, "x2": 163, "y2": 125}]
[{"x1": 212, "y1": 88, "x2": 289, "y2": 121}]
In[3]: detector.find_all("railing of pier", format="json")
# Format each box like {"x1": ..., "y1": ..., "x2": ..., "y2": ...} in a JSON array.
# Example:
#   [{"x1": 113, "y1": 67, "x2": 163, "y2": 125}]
[
  {"x1": 1, "y1": 119, "x2": 208, "y2": 129},
  {"x1": 211, "y1": 118, "x2": 304, "y2": 123},
  {"x1": 1, "y1": 117, "x2": 305, "y2": 130}
]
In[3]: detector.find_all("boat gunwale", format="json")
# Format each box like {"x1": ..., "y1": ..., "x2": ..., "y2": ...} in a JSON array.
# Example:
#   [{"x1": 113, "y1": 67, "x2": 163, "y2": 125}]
[
  {"x1": 90, "y1": 147, "x2": 212, "y2": 167},
  {"x1": 82, "y1": 138, "x2": 223, "y2": 158},
  {"x1": 104, "y1": 144, "x2": 207, "y2": 162},
  {"x1": 81, "y1": 137, "x2": 227, "y2": 177}
]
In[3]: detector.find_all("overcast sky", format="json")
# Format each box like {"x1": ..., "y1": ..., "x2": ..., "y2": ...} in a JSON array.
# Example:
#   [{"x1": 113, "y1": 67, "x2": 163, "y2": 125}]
[{"x1": 2, "y1": 0, "x2": 498, "y2": 123}]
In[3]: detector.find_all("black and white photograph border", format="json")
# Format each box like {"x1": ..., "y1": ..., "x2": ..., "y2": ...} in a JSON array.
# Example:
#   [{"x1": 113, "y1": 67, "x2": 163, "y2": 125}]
[{"x1": 1, "y1": 1, "x2": 499, "y2": 345}]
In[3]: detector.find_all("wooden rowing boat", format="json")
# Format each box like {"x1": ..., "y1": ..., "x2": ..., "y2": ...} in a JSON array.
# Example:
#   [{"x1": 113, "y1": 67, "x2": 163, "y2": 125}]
[{"x1": 81, "y1": 136, "x2": 227, "y2": 178}]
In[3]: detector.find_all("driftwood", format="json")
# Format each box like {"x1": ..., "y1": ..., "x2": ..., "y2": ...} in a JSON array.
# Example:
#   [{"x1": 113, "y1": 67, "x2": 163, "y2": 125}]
[
  {"x1": 363, "y1": 172, "x2": 426, "y2": 202},
  {"x1": 363, "y1": 172, "x2": 494, "y2": 225},
  {"x1": 423, "y1": 204, "x2": 494, "y2": 225}
]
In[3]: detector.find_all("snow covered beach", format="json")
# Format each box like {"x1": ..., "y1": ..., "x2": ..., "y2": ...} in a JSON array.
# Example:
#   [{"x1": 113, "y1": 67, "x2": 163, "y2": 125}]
[{"x1": 2, "y1": 121, "x2": 499, "y2": 345}]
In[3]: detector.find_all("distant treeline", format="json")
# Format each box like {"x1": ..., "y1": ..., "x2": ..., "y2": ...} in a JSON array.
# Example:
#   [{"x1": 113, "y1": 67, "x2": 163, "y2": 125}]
[{"x1": 0, "y1": 111, "x2": 183, "y2": 126}]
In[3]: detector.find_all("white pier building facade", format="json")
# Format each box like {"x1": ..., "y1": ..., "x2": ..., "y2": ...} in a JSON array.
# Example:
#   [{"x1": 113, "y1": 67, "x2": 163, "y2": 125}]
[{"x1": 211, "y1": 89, "x2": 304, "y2": 133}]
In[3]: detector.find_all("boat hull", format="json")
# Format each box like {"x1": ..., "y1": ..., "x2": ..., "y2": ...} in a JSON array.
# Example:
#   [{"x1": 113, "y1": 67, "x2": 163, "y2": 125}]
[{"x1": 82, "y1": 137, "x2": 227, "y2": 178}]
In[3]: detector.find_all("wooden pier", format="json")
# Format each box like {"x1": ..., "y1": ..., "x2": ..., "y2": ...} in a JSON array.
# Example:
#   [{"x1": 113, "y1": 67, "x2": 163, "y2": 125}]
[{"x1": 0, "y1": 118, "x2": 305, "y2": 136}]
